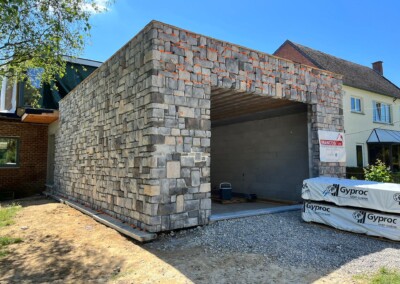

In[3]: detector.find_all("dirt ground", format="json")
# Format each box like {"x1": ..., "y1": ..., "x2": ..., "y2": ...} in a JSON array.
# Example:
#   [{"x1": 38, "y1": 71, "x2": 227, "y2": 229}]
[{"x1": 0, "y1": 196, "x2": 359, "y2": 283}]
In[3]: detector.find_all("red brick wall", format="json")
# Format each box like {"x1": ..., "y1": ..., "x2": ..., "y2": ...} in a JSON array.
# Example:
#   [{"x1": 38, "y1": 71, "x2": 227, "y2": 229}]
[
  {"x1": 0, "y1": 119, "x2": 48, "y2": 198},
  {"x1": 274, "y1": 43, "x2": 318, "y2": 68}
]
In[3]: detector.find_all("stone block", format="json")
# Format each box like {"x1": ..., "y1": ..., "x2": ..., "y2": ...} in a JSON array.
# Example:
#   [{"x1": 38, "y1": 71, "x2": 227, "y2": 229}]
[
  {"x1": 178, "y1": 106, "x2": 195, "y2": 118},
  {"x1": 179, "y1": 70, "x2": 191, "y2": 81},
  {"x1": 185, "y1": 118, "x2": 200, "y2": 129},
  {"x1": 200, "y1": 198, "x2": 211, "y2": 210},
  {"x1": 226, "y1": 58, "x2": 239, "y2": 73},
  {"x1": 144, "y1": 50, "x2": 161, "y2": 63},
  {"x1": 158, "y1": 203, "x2": 176, "y2": 215},
  {"x1": 191, "y1": 170, "x2": 200, "y2": 186},
  {"x1": 165, "y1": 136, "x2": 176, "y2": 145},
  {"x1": 181, "y1": 156, "x2": 195, "y2": 167},
  {"x1": 185, "y1": 200, "x2": 200, "y2": 211},
  {"x1": 144, "y1": 185, "x2": 161, "y2": 196},
  {"x1": 176, "y1": 195, "x2": 184, "y2": 213},
  {"x1": 199, "y1": 183, "x2": 210, "y2": 193},
  {"x1": 167, "y1": 161, "x2": 181, "y2": 178}
]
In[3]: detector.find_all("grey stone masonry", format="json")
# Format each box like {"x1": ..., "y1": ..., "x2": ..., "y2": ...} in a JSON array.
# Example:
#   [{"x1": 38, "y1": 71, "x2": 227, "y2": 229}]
[{"x1": 53, "y1": 20, "x2": 344, "y2": 233}]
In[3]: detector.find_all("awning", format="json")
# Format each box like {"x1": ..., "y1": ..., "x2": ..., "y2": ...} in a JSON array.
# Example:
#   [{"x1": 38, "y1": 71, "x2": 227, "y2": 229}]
[
  {"x1": 20, "y1": 108, "x2": 59, "y2": 124},
  {"x1": 367, "y1": 128, "x2": 400, "y2": 143}
]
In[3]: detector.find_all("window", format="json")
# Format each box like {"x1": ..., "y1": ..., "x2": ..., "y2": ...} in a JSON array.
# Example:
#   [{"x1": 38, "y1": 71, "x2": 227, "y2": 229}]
[
  {"x1": 351, "y1": 97, "x2": 362, "y2": 113},
  {"x1": 368, "y1": 144, "x2": 391, "y2": 167},
  {"x1": 0, "y1": 77, "x2": 17, "y2": 113},
  {"x1": 22, "y1": 68, "x2": 44, "y2": 107},
  {"x1": 373, "y1": 101, "x2": 392, "y2": 124},
  {"x1": 0, "y1": 137, "x2": 19, "y2": 167},
  {"x1": 356, "y1": 145, "x2": 363, "y2": 167}
]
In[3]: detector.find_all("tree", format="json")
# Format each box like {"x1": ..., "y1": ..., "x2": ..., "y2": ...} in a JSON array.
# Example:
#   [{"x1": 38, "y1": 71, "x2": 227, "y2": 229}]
[{"x1": 0, "y1": 0, "x2": 109, "y2": 106}]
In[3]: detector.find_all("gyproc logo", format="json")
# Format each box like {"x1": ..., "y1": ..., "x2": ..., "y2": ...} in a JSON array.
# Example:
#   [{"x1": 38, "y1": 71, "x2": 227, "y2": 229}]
[
  {"x1": 352, "y1": 211, "x2": 366, "y2": 223},
  {"x1": 302, "y1": 182, "x2": 310, "y2": 194},
  {"x1": 324, "y1": 184, "x2": 368, "y2": 198},
  {"x1": 353, "y1": 211, "x2": 398, "y2": 225},
  {"x1": 305, "y1": 203, "x2": 331, "y2": 213},
  {"x1": 393, "y1": 193, "x2": 400, "y2": 205},
  {"x1": 323, "y1": 184, "x2": 339, "y2": 196}
]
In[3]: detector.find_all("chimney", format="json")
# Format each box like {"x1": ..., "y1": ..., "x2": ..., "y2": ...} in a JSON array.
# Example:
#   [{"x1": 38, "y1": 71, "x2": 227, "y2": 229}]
[{"x1": 372, "y1": 61, "x2": 383, "y2": 75}]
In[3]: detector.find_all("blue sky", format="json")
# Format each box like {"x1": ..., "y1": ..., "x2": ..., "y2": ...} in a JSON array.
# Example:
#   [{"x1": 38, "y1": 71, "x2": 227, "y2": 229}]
[{"x1": 83, "y1": 0, "x2": 400, "y2": 86}]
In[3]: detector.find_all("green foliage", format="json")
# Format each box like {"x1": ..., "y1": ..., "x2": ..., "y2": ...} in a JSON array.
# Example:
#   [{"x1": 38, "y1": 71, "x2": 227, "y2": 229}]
[
  {"x1": 363, "y1": 160, "x2": 393, "y2": 183},
  {"x1": 0, "y1": 0, "x2": 111, "y2": 107},
  {"x1": 354, "y1": 267, "x2": 400, "y2": 284},
  {"x1": 371, "y1": 267, "x2": 400, "y2": 284},
  {"x1": 0, "y1": 204, "x2": 23, "y2": 258},
  {"x1": 0, "y1": 138, "x2": 17, "y2": 166},
  {"x1": 0, "y1": 203, "x2": 21, "y2": 227},
  {"x1": 0, "y1": 236, "x2": 22, "y2": 258},
  {"x1": 0, "y1": 236, "x2": 22, "y2": 247}
]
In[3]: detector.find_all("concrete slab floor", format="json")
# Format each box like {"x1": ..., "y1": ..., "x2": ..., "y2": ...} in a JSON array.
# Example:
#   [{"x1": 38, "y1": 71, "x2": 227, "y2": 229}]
[
  {"x1": 210, "y1": 201, "x2": 302, "y2": 222},
  {"x1": 212, "y1": 201, "x2": 281, "y2": 215}
]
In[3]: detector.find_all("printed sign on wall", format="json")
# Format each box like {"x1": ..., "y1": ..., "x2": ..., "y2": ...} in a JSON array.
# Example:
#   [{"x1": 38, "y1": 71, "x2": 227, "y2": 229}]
[{"x1": 318, "y1": 130, "x2": 346, "y2": 162}]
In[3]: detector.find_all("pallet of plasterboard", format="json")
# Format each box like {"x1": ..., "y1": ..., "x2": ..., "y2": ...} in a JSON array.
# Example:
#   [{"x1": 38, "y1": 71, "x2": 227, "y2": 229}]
[
  {"x1": 302, "y1": 177, "x2": 400, "y2": 213},
  {"x1": 302, "y1": 201, "x2": 400, "y2": 241}
]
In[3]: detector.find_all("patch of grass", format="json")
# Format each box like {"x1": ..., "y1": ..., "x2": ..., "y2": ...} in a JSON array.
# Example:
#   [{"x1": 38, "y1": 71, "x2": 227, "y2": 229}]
[
  {"x1": 0, "y1": 203, "x2": 21, "y2": 227},
  {"x1": 371, "y1": 268, "x2": 400, "y2": 284},
  {"x1": 0, "y1": 204, "x2": 23, "y2": 258},
  {"x1": 354, "y1": 267, "x2": 400, "y2": 284},
  {"x1": 0, "y1": 236, "x2": 23, "y2": 246},
  {"x1": 0, "y1": 236, "x2": 22, "y2": 258}
]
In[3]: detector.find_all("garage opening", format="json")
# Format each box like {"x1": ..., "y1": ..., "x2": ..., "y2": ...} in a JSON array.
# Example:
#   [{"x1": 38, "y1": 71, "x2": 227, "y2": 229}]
[{"x1": 210, "y1": 88, "x2": 309, "y2": 219}]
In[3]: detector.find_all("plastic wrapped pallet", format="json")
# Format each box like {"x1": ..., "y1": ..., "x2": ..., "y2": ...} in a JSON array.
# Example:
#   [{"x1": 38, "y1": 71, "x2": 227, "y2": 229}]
[
  {"x1": 302, "y1": 201, "x2": 400, "y2": 241},
  {"x1": 302, "y1": 177, "x2": 400, "y2": 213}
]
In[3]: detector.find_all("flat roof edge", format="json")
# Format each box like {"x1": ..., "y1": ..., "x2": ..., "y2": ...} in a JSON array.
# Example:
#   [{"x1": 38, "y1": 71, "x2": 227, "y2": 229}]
[{"x1": 149, "y1": 20, "x2": 343, "y2": 79}]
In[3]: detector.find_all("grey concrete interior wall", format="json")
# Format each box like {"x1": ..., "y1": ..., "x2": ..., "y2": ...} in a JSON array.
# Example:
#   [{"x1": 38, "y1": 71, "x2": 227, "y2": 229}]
[{"x1": 211, "y1": 111, "x2": 308, "y2": 202}]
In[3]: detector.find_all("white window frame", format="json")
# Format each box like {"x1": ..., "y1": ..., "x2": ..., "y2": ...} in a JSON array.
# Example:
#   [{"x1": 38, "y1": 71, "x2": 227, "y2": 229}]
[
  {"x1": 0, "y1": 77, "x2": 17, "y2": 113},
  {"x1": 373, "y1": 101, "x2": 392, "y2": 124},
  {"x1": 350, "y1": 97, "x2": 362, "y2": 113}
]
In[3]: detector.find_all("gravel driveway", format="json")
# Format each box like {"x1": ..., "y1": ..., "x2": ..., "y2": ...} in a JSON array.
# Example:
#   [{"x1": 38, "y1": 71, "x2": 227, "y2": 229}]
[
  {"x1": 146, "y1": 211, "x2": 400, "y2": 281},
  {"x1": 2, "y1": 197, "x2": 400, "y2": 283}
]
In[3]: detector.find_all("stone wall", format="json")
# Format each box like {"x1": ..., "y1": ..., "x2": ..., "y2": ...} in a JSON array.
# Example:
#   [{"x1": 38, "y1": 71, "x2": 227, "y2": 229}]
[
  {"x1": 0, "y1": 119, "x2": 48, "y2": 198},
  {"x1": 54, "y1": 24, "x2": 165, "y2": 232},
  {"x1": 54, "y1": 20, "x2": 344, "y2": 233}
]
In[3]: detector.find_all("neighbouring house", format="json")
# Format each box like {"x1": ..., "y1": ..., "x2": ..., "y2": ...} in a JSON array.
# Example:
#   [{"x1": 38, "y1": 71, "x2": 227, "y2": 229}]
[
  {"x1": 274, "y1": 41, "x2": 400, "y2": 172},
  {"x1": 0, "y1": 57, "x2": 101, "y2": 199},
  {"x1": 47, "y1": 21, "x2": 345, "y2": 233}
]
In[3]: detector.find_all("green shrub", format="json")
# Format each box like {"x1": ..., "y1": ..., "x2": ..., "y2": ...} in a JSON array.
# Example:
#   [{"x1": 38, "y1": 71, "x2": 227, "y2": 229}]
[{"x1": 363, "y1": 160, "x2": 393, "y2": 183}]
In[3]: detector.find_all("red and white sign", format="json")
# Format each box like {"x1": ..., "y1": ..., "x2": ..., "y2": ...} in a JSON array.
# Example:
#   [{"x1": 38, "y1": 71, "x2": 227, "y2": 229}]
[{"x1": 318, "y1": 130, "x2": 346, "y2": 162}]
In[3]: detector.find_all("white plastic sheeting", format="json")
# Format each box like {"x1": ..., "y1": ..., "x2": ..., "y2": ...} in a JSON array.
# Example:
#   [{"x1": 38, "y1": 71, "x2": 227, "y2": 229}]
[
  {"x1": 302, "y1": 177, "x2": 400, "y2": 213},
  {"x1": 302, "y1": 201, "x2": 400, "y2": 241}
]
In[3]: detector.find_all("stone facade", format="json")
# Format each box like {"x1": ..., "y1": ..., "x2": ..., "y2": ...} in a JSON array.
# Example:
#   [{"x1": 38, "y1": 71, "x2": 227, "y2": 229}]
[
  {"x1": 53, "y1": 21, "x2": 344, "y2": 233},
  {"x1": 0, "y1": 119, "x2": 48, "y2": 198}
]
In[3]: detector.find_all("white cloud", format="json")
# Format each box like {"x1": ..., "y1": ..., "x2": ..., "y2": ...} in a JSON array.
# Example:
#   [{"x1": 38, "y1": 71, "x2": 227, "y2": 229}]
[{"x1": 81, "y1": 0, "x2": 109, "y2": 14}]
